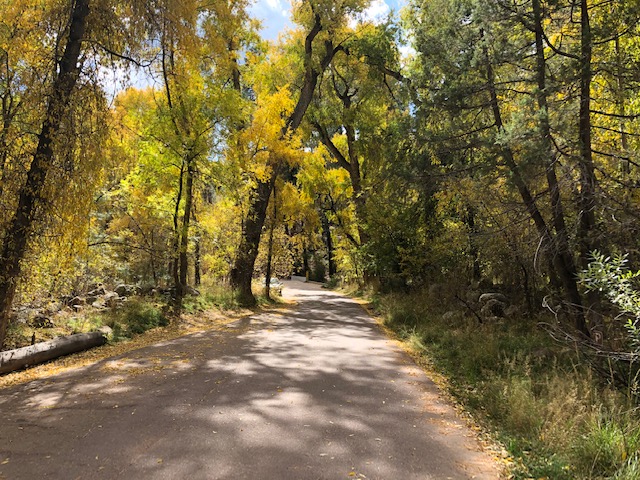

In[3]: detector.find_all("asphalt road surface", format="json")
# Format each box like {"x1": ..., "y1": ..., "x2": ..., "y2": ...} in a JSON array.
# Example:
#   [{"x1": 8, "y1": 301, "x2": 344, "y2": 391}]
[{"x1": 0, "y1": 278, "x2": 500, "y2": 479}]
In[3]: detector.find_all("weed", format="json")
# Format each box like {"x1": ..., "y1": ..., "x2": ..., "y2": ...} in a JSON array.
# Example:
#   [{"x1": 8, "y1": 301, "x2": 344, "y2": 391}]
[
  {"x1": 108, "y1": 299, "x2": 168, "y2": 337},
  {"x1": 372, "y1": 287, "x2": 640, "y2": 479}
]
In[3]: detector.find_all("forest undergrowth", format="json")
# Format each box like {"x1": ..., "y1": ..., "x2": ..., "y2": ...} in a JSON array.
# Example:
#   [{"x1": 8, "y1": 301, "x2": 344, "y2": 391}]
[
  {"x1": 359, "y1": 287, "x2": 640, "y2": 480},
  {"x1": 1, "y1": 282, "x2": 282, "y2": 389}
]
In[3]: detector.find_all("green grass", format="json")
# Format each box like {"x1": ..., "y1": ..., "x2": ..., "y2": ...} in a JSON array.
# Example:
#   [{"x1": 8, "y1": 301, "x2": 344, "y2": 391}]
[
  {"x1": 370, "y1": 289, "x2": 640, "y2": 479},
  {"x1": 102, "y1": 298, "x2": 168, "y2": 339}
]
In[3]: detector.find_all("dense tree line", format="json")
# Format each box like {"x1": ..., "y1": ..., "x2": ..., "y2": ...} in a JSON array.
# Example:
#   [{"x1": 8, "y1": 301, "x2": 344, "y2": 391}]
[{"x1": 1, "y1": 0, "x2": 639, "y2": 349}]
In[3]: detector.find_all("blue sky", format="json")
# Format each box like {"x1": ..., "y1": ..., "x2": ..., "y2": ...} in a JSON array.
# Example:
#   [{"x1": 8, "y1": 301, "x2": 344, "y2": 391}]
[{"x1": 250, "y1": 0, "x2": 407, "y2": 41}]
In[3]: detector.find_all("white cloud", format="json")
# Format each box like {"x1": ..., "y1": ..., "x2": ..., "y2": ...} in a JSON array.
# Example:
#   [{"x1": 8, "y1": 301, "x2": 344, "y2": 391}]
[
  {"x1": 364, "y1": 0, "x2": 391, "y2": 20},
  {"x1": 349, "y1": 0, "x2": 391, "y2": 28},
  {"x1": 266, "y1": 0, "x2": 283, "y2": 11}
]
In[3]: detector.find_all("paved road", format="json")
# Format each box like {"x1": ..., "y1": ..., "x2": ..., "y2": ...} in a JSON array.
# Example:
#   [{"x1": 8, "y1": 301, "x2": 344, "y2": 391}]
[{"x1": 0, "y1": 279, "x2": 500, "y2": 479}]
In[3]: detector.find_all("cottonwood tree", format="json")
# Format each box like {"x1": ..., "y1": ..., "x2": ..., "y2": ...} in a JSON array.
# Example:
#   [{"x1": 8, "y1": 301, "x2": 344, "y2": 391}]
[{"x1": 229, "y1": 0, "x2": 370, "y2": 304}]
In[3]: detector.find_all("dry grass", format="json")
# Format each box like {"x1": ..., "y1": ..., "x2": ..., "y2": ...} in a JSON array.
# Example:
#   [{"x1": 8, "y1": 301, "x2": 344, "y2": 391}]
[{"x1": 0, "y1": 303, "x2": 287, "y2": 390}]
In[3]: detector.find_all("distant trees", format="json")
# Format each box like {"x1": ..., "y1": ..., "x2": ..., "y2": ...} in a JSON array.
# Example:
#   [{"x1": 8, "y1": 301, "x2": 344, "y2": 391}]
[{"x1": 2, "y1": 0, "x2": 640, "y2": 348}]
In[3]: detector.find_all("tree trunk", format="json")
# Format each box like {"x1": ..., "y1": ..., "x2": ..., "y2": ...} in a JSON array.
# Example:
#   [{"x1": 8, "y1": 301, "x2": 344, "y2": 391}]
[
  {"x1": 465, "y1": 206, "x2": 481, "y2": 282},
  {"x1": 230, "y1": 14, "x2": 337, "y2": 304},
  {"x1": 484, "y1": 29, "x2": 588, "y2": 335},
  {"x1": 231, "y1": 172, "x2": 276, "y2": 305},
  {"x1": 175, "y1": 156, "x2": 195, "y2": 312},
  {"x1": 577, "y1": 0, "x2": 597, "y2": 266},
  {"x1": 0, "y1": 332, "x2": 105, "y2": 374},
  {"x1": 615, "y1": 37, "x2": 630, "y2": 175},
  {"x1": 265, "y1": 185, "x2": 277, "y2": 300},
  {"x1": 320, "y1": 206, "x2": 336, "y2": 277},
  {"x1": 532, "y1": 0, "x2": 589, "y2": 335},
  {"x1": 0, "y1": 0, "x2": 90, "y2": 349}
]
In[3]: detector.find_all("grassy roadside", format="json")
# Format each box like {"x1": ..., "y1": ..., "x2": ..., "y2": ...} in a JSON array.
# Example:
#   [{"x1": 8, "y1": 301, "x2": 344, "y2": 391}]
[
  {"x1": 353, "y1": 288, "x2": 640, "y2": 480},
  {"x1": 1, "y1": 285, "x2": 287, "y2": 389}
]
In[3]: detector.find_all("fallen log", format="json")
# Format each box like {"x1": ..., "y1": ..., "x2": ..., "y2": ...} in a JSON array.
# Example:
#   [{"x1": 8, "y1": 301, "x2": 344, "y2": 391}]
[{"x1": 0, "y1": 331, "x2": 106, "y2": 375}]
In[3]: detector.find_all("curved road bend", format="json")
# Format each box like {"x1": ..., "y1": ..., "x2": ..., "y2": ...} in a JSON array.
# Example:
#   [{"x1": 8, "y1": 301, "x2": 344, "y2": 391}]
[{"x1": 0, "y1": 278, "x2": 500, "y2": 479}]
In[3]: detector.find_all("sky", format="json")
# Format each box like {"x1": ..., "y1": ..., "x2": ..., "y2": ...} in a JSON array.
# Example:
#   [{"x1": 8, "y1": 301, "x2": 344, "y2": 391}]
[
  {"x1": 250, "y1": 0, "x2": 407, "y2": 41},
  {"x1": 103, "y1": 0, "x2": 408, "y2": 98}
]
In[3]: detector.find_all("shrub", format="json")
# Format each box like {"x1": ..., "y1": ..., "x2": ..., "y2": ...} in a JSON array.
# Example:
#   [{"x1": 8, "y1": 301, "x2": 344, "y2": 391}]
[{"x1": 117, "y1": 299, "x2": 168, "y2": 336}]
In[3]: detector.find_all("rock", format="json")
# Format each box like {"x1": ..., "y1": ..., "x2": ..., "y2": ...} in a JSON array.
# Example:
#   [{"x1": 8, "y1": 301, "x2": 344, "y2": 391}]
[
  {"x1": 31, "y1": 314, "x2": 54, "y2": 328},
  {"x1": 91, "y1": 300, "x2": 106, "y2": 309},
  {"x1": 88, "y1": 286, "x2": 106, "y2": 296},
  {"x1": 70, "y1": 296, "x2": 86, "y2": 307},
  {"x1": 72, "y1": 305, "x2": 84, "y2": 313},
  {"x1": 479, "y1": 293, "x2": 508, "y2": 304},
  {"x1": 481, "y1": 299, "x2": 506, "y2": 318},
  {"x1": 86, "y1": 295, "x2": 98, "y2": 305},
  {"x1": 60, "y1": 295, "x2": 74, "y2": 306},
  {"x1": 186, "y1": 286, "x2": 200, "y2": 297},
  {"x1": 98, "y1": 326, "x2": 113, "y2": 337},
  {"x1": 504, "y1": 305, "x2": 519, "y2": 318},
  {"x1": 87, "y1": 283, "x2": 103, "y2": 292},
  {"x1": 466, "y1": 290, "x2": 481, "y2": 304},
  {"x1": 441, "y1": 311, "x2": 458, "y2": 322},
  {"x1": 103, "y1": 291, "x2": 120, "y2": 308},
  {"x1": 115, "y1": 284, "x2": 136, "y2": 296}
]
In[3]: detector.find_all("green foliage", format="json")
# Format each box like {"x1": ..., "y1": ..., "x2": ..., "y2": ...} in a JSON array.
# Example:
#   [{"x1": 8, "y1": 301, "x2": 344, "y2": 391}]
[
  {"x1": 183, "y1": 284, "x2": 241, "y2": 312},
  {"x1": 580, "y1": 251, "x2": 640, "y2": 350},
  {"x1": 572, "y1": 412, "x2": 640, "y2": 478},
  {"x1": 375, "y1": 288, "x2": 640, "y2": 479},
  {"x1": 106, "y1": 299, "x2": 168, "y2": 338}
]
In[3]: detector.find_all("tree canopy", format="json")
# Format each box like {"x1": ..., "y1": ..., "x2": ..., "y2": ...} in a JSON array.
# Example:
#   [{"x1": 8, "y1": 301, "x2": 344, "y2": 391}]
[{"x1": 1, "y1": 0, "x2": 640, "y2": 350}]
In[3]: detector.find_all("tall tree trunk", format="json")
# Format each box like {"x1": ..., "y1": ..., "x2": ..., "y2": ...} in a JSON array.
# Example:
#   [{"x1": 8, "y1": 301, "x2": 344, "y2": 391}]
[
  {"x1": 175, "y1": 156, "x2": 194, "y2": 312},
  {"x1": 230, "y1": 14, "x2": 337, "y2": 304},
  {"x1": 577, "y1": 0, "x2": 597, "y2": 265},
  {"x1": 532, "y1": 0, "x2": 588, "y2": 335},
  {"x1": 615, "y1": 37, "x2": 630, "y2": 175},
  {"x1": 230, "y1": 172, "x2": 276, "y2": 304},
  {"x1": 484, "y1": 30, "x2": 588, "y2": 335},
  {"x1": 0, "y1": 0, "x2": 90, "y2": 349},
  {"x1": 465, "y1": 206, "x2": 481, "y2": 282},
  {"x1": 265, "y1": 185, "x2": 277, "y2": 300},
  {"x1": 314, "y1": 122, "x2": 367, "y2": 245},
  {"x1": 320, "y1": 206, "x2": 336, "y2": 277},
  {"x1": 171, "y1": 161, "x2": 185, "y2": 297}
]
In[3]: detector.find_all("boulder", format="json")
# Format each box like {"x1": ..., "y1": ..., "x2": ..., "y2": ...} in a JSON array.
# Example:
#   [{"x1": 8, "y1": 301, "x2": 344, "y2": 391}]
[
  {"x1": 504, "y1": 304, "x2": 520, "y2": 318},
  {"x1": 88, "y1": 286, "x2": 106, "y2": 296},
  {"x1": 70, "y1": 296, "x2": 86, "y2": 307},
  {"x1": 186, "y1": 286, "x2": 201, "y2": 297},
  {"x1": 31, "y1": 314, "x2": 54, "y2": 328},
  {"x1": 85, "y1": 295, "x2": 98, "y2": 305},
  {"x1": 115, "y1": 284, "x2": 136, "y2": 296},
  {"x1": 479, "y1": 293, "x2": 508, "y2": 304},
  {"x1": 98, "y1": 325, "x2": 113, "y2": 337},
  {"x1": 60, "y1": 295, "x2": 74, "y2": 306},
  {"x1": 441, "y1": 311, "x2": 458, "y2": 322},
  {"x1": 481, "y1": 299, "x2": 506, "y2": 318},
  {"x1": 103, "y1": 291, "x2": 120, "y2": 308}
]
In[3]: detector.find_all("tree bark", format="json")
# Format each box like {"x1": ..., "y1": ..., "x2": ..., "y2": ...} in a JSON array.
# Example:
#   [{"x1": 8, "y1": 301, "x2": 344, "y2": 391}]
[
  {"x1": 0, "y1": 0, "x2": 90, "y2": 349},
  {"x1": 265, "y1": 185, "x2": 277, "y2": 300},
  {"x1": 0, "y1": 332, "x2": 105, "y2": 374},
  {"x1": 483, "y1": 27, "x2": 588, "y2": 335},
  {"x1": 577, "y1": 0, "x2": 597, "y2": 265},
  {"x1": 175, "y1": 156, "x2": 195, "y2": 311},
  {"x1": 230, "y1": 13, "x2": 338, "y2": 304},
  {"x1": 532, "y1": 0, "x2": 589, "y2": 335}
]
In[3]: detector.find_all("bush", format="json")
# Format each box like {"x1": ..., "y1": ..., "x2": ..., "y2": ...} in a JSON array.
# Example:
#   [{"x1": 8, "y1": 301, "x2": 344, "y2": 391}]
[
  {"x1": 115, "y1": 299, "x2": 168, "y2": 337},
  {"x1": 373, "y1": 287, "x2": 640, "y2": 479}
]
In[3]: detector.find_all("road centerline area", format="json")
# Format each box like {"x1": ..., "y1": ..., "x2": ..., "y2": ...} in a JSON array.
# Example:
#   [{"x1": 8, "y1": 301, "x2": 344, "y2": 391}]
[{"x1": 0, "y1": 278, "x2": 499, "y2": 479}]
